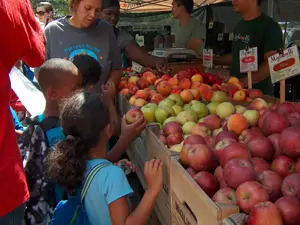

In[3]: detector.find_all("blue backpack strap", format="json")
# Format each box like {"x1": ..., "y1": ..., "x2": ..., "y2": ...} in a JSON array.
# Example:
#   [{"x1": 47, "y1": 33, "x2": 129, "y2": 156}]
[{"x1": 69, "y1": 163, "x2": 108, "y2": 225}]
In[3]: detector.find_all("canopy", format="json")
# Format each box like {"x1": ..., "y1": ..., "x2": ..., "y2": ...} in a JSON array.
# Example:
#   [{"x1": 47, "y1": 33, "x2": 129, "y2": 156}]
[{"x1": 120, "y1": 0, "x2": 227, "y2": 13}]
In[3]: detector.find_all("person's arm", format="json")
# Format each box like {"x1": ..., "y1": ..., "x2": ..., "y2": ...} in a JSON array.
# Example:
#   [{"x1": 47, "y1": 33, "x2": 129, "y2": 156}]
[
  {"x1": 109, "y1": 159, "x2": 163, "y2": 225},
  {"x1": 107, "y1": 116, "x2": 146, "y2": 163},
  {"x1": 214, "y1": 53, "x2": 233, "y2": 66},
  {"x1": 187, "y1": 22, "x2": 206, "y2": 52},
  {"x1": 108, "y1": 70, "x2": 122, "y2": 88}
]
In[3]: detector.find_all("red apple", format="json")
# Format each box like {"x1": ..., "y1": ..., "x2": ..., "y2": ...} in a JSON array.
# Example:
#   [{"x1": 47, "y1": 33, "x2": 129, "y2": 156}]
[
  {"x1": 203, "y1": 114, "x2": 221, "y2": 130},
  {"x1": 248, "y1": 89, "x2": 263, "y2": 99},
  {"x1": 239, "y1": 128, "x2": 264, "y2": 144},
  {"x1": 125, "y1": 108, "x2": 143, "y2": 124},
  {"x1": 257, "y1": 170, "x2": 282, "y2": 202},
  {"x1": 191, "y1": 123, "x2": 212, "y2": 137},
  {"x1": 193, "y1": 171, "x2": 219, "y2": 197},
  {"x1": 287, "y1": 111, "x2": 300, "y2": 127},
  {"x1": 186, "y1": 167, "x2": 196, "y2": 178},
  {"x1": 220, "y1": 178, "x2": 229, "y2": 188},
  {"x1": 220, "y1": 143, "x2": 250, "y2": 167},
  {"x1": 251, "y1": 157, "x2": 271, "y2": 176},
  {"x1": 213, "y1": 188, "x2": 237, "y2": 205},
  {"x1": 180, "y1": 144, "x2": 190, "y2": 166},
  {"x1": 258, "y1": 109, "x2": 273, "y2": 130},
  {"x1": 248, "y1": 136, "x2": 274, "y2": 161},
  {"x1": 248, "y1": 201, "x2": 283, "y2": 225},
  {"x1": 268, "y1": 133, "x2": 281, "y2": 159},
  {"x1": 248, "y1": 98, "x2": 268, "y2": 112},
  {"x1": 186, "y1": 144, "x2": 213, "y2": 172},
  {"x1": 166, "y1": 133, "x2": 183, "y2": 147},
  {"x1": 163, "y1": 121, "x2": 182, "y2": 136},
  {"x1": 214, "y1": 138, "x2": 237, "y2": 162},
  {"x1": 275, "y1": 197, "x2": 300, "y2": 225},
  {"x1": 279, "y1": 126, "x2": 300, "y2": 158},
  {"x1": 223, "y1": 159, "x2": 256, "y2": 189},
  {"x1": 236, "y1": 181, "x2": 270, "y2": 213},
  {"x1": 183, "y1": 135, "x2": 205, "y2": 145},
  {"x1": 214, "y1": 166, "x2": 223, "y2": 182},
  {"x1": 216, "y1": 130, "x2": 238, "y2": 142},
  {"x1": 157, "y1": 80, "x2": 172, "y2": 97},
  {"x1": 204, "y1": 136, "x2": 216, "y2": 151},
  {"x1": 281, "y1": 173, "x2": 300, "y2": 200},
  {"x1": 272, "y1": 156, "x2": 295, "y2": 179},
  {"x1": 276, "y1": 102, "x2": 296, "y2": 116},
  {"x1": 260, "y1": 111, "x2": 290, "y2": 136},
  {"x1": 296, "y1": 158, "x2": 300, "y2": 173}
]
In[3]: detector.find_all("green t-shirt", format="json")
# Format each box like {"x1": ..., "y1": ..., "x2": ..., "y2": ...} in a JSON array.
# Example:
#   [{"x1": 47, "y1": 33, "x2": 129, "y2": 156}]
[
  {"x1": 173, "y1": 18, "x2": 206, "y2": 52},
  {"x1": 230, "y1": 14, "x2": 283, "y2": 95}
]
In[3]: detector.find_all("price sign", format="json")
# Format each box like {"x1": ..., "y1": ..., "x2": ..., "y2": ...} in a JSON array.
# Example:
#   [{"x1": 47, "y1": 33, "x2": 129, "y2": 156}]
[
  {"x1": 239, "y1": 47, "x2": 258, "y2": 73},
  {"x1": 203, "y1": 49, "x2": 213, "y2": 68},
  {"x1": 135, "y1": 34, "x2": 145, "y2": 47},
  {"x1": 268, "y1": 45, "x2": 300, "y2": 83},
  {"x1": 217, "y1": 33, "x2": 224, "y2": 41},
  {"x1": 132, "y1": 61, "x2": 143, "y2": 73}
]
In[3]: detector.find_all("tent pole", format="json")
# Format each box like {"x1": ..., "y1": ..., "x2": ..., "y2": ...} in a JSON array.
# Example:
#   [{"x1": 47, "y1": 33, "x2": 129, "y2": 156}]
[{"x1": 267, "y1": 0, "x2": 274, "y2": 18}]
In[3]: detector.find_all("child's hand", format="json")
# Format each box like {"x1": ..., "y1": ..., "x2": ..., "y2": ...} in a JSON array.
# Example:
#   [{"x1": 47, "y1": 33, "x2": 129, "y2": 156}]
[
  {"x1": 144, "y1": 159, "x2": 163, "y2": 197},
  {"x1": 120, "y1": 115, "x2": 146, "y2": 144},
  {"x1": 116, "y1": 159, "x2": 137, "y2": 173},
  {"x1": 102, "y1": 81, "x2": 116, "y2": 101}
]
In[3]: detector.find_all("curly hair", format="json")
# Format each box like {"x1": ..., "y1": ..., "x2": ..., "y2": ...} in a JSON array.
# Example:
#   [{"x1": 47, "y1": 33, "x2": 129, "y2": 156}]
[{"x1": 47, "y1": 91, "x2": 109, "y2": 193}]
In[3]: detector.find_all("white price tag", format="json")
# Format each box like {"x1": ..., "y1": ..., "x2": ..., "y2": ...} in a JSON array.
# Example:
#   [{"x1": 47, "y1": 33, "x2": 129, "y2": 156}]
[
  {"x1": 217, "y1": 33, "x2": 224, "y2": 41},
  {"x1": 135, "y1": 34, "x2": 145, "y2": 47},
  {"x1": 208, "y1": 22, "x2": 214, "y2": 29},
  {"x1": 132, "y1": 61, "x2": 144, "y2": 73},
  {"x1": 268, "y1": 45, "x2": 300, "y2": 83},
  {"x1": 239, "y1": 47, "x2": 258, "y2": 73},
  {"x1": 203, "y1": 49, "x2": 213, "y2": 68}
]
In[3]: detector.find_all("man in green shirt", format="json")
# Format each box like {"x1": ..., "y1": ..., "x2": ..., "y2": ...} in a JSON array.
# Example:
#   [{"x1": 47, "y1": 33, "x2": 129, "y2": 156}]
[
  {"x1": 172, "y1": 0, "x2": 206, "y2": 52},
  {"x1": 215, "y1": 0, "x2": 283, "y2": 95}
]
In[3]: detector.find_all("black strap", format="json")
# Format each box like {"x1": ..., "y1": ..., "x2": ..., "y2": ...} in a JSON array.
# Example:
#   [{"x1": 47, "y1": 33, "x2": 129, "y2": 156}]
[
  {"x1": 39, "y1": 116, "x2": 60, "y2": 132},
  {"x1": 113, "y1": 27, "x2": 120, "y2": 38}
]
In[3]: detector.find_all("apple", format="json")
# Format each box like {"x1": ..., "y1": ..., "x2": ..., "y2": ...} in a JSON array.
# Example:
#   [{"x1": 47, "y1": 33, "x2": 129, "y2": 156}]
[
  {"x1": 276, "y1": 102, "x2": 296, "y2": 116},
  {"x1": 183, "y1": 135, "x2": 205, "y2": 145},
  {"x1": 120, "y1": 88, "x2": 130, "y2": 98},
  {"x1": 267, "y1": 133, "x2": 281, "y2": 159},
  {"x1": 158, "y1": 98, "x2": 175, "y2": 108},
  {"x1": 212, "y1": 127, "x2": 223, "y2": 137},
  {"x1": 243, "y1": 110, "x2": 260, "y2": 127},
  {"x1": 279, "y1": 127, "x2": 300, "y2": 158},
  {"x1": 216, "y1": 130, "x2": 238, "y2": 142},
  {"x1": 172, "y1": 105, "x2": 183, "y2": 116},
  {"x1": 136, "y1": 78, "x2": 149, "y2": 89},
  {"x1": 133, "y1": 98, "x2": 147, "y2": 107},
  {"x1": 287, "y1": 111, "x2": 300, "y2": 126},
  {"x1": 162, "y1": 117, "x2": 178, "y2": 127},
  {"x1": 281, "y1": 173, "x2": 300, "y2": 200},
  {"x1": 190, "y1": 100, "x2": 201, "y2": 105},
  {"x1": 186, "y1": 167, "x2": 196, "y2": 177},
  {"x1": 248, "y1": 137, "x2": 274, "y2": 161},
  {"x1": 190, "y1": 89, "x2": 201, "y2": 100},
  {"x1": 258, "y1": 109, "x2": 272, "y2": 130},
  {"x1": 251, "y1": 158, "x2": 271, "y2": 176},
  {"x1": 220, "y1": 178, "x2": 229, "y2": 189},
  {"x1": 239, "y1": 128, "x2": 264, "y2": 144},
  {"x1": 216, "y1": 102, "x2": 236, "y2": 119},
  {"x1": 141, "y1": 103, "x2": 157, "y2": 123},
  {"x1": 248, "y1": 98, "x2": 268, "y2": 112},
  {"x1": 155, "y1": 107, "x2": 169, "y2": 124},
  {"x1": 227, "y1": 114, "x2": 249, "y2": 135},
  {"x1": 211, "y1": 91, "x2": 228, "y2": 103},
  {"x1": 180, "y1": 89, "x2": 194, "y2": 103},
  {"x1": 177, "y1": 110, "x2": 197, "y2": 126},
  {"x1": 203, "y1": 114, "x2": 221, "y2": 130},
  {"x1": 125, "y1": 108, "x2": 143, "y2": 124},
  {"x1": 223, "y1": 159, "x2": 255, "y2": 189},
  {"x1": 169, "y1": 143, "x2": 183, "y2": 152},
  {"x1": 151, "y1": 93, "x2": 163, "y2": 104},
  {"x1": 248, "y1": 201, "x2": 283, "y2": 225},
  {"x1": 235, "y1": 105, "x2": 247, "y2": 114},
  {"x1": 257, "y1": 170, "x2": 282, "y2": 202},
  {"x1": 271, "y1": 155, "x2": 295, "y2": 179},
  {"x1": 213, "y1": 188, "x2": 237, "y2": 205},
  {"x1": 182, "y1": 121, "x2": 197, "y2": 135},
  {"x1": 260, "y1": 111, "x2": 290, "y2": 136},
  {"x1": 248, "y1": 89, "x2": 263, "y2": 99},
  {"x1": 228, "y1": 76, "x2": 239, "y2": 84},
  {"x1": 296, "y1": 158, "x2": 300, "y2": 173},
  {"x1": 163, "y1": 121, "x2": 182, "y2": 136},
  {"x1": 214, "y1": 166, "x2": 223, "y2": 182},
  {"x1": 168, "y1": 77, "x2": 179, "y2": 86},
  {"x1": 190, "y1": 102, "x2": 209, "y2": 119},
  {"x1": 166, "y1": 133, "x2": 183, "y2": 147},
  {"x1": 275, "y1": 197, "x2": 300, "y2": 225},
  {"x1": 179, "y1": 78, "x2": 191, "y2": 89},
  {"x1": 221, "y1": 143, "x2": 251, "y2": 167},
  {"x1": 193, "y1": 171, "x2": 219, "y2": 197},
  {"x1": 186, "y1": 144, "x2": 213, "y2": 172},
  {"x1": 236, "y1": 181, "x2": 270, "y2": 213},
  {"x1": 128, "y1": 76, "x2": 139, "y2": 85},
  {"x1": 168, "y1": 94, "x2": 184, "y2": 106},
  {"x1": 191, "y1": 74, "x2": 203, "y2": 83},
  {"x1": 191, "y1": 123, "x2": 212, "y2": 137},
  {"x1": 161, "y1": 74, "x2": 171, "y2": 81},
  {"x1": 233, "y1": 90, "x2": 247, "y2": 101},
  {"x1": 214, "y1": 138, "x2": 237, "y2": 161},
  {"x1": 207, "y1": 102, "x2": 220, "y2": 115},
  {"x1": 204, "y1": 136, "x2": 216, "y2": 151},
  {"x1": 157, "y1": 81, "x2": 172, "y2": 97}
]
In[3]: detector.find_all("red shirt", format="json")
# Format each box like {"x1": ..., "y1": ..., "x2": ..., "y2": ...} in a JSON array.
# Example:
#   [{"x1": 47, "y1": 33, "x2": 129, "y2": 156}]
[{"x1": 0, "y1": 0, "x2": 45, "y2": 216}]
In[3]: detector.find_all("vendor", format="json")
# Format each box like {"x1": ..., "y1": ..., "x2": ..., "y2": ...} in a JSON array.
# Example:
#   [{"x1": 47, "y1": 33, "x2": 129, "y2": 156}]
[
  {"x1": 36, "y1": 2, "x2": 55, "y2": 28},
  {"x1": 214, "y1": 0, "x2": 283, "y2": 96},
  {"x1": 99, "y1": 0, "x2": 168, "y2": 71},
  {"x1": 44, "y1": 0, "x2": 122, "y2": 86},
  {"x1": 171, "y1": 0, "x2": 206, "y2": 52}
]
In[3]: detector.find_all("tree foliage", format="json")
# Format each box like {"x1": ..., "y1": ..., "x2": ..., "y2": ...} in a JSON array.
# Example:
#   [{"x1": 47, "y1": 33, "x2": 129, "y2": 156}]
[{"x1": 30, "y1": 0, "x2": 69, "y2": 17}]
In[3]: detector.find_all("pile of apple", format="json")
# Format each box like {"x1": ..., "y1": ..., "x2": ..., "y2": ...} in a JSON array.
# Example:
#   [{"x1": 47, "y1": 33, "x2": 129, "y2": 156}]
[{"x1": 119, "y1": 69, "x2": 264, "y2": 108}]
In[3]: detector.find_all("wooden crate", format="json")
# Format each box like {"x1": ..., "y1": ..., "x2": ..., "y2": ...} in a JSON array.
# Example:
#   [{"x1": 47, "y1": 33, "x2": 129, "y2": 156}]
[{"x1": 170, "y1": 157, "x2": 239, "y2": 225}]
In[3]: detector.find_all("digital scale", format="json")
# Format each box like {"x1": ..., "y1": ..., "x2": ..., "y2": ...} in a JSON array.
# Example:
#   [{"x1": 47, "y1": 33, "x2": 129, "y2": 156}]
[{"x1": 152, "y1": 48, "x2": 199, "y2": 63}]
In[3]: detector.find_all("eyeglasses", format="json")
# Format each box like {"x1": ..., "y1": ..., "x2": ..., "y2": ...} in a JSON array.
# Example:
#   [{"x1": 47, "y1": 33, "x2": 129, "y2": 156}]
[{"x1": 36, "y1": 11, "x2": 46, "y2": 16}]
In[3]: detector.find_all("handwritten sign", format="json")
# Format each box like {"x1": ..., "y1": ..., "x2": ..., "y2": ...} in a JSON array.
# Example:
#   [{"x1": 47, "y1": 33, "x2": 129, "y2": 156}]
[
  {"x1": 268, "y1": 45, "x2": 300, "y2": 83},
  {"x1": 203, "y1": 49, "x2": 213, "y2": 68},
  {"x1": 240, "y1": 47, "x2": 258, "y2": 73}
]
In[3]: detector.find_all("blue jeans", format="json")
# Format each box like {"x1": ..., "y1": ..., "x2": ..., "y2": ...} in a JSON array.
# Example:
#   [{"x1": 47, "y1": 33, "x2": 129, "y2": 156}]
[{"x1": 0, "y1": 203, "x2": 25, "y2": 225}]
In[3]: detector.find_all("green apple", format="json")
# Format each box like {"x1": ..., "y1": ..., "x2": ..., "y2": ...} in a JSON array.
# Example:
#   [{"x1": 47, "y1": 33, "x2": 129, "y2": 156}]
[
  {"x1": 216, "y1": 102, "x2": 235, "y2": 119},
  {"x1": 159, "y1": 105, "x2": 175, "y2": 117},
  {"x1": 182, "y1": 121, "x2": 196, "y2": 134},
  {"x1": 168, "y1": 94, "x2": 184, "y2": 106},
  {"x1": 183, "y1": 104, "x2": 192, "y2": 111},
  {"x1": 172, "y1": 105, "x2": 183, "y2": 116},
  {"x1": 190, "y1": 100, "x2": 201, "y2": 105},
  {"x1": 211, "y1": 91, "x2": 228, "y2": 103},
  {"x1": 207, "y1": 102, "x2": 220, "y2": 115},
  {"x1": 158, "y1": 98, "x2": 175, "y2": 108},
  {"x1": 141, "y1": 103, "x2": 158, "y2": 123},
  {"x1": 190, "y1": 102, "x2": 209, "y2": 119},
  {"x1": 243, "y1": 110, "x2": 260, "y2": 126},
  {"x1": 177, "y1": 110, "x2": 197, "y2": 125},
  {"x1": 155, "y1": 108, "x2": 169, "y2": 124},
  {"x1": 235, "y1": 105, "x2": 247, "y2": 114},
  {"x1": 169, "y1": 143, "x2": 183, "y2": 152},
  {"x1": 213, "y1": 127, "x2": 223, "y2": 137},
  {"x1": 163, "y1": 116, "x2": 177, "y2": 127},
  {"x1": 198, "y1": 118, "x2": 204, "y2": 123}
]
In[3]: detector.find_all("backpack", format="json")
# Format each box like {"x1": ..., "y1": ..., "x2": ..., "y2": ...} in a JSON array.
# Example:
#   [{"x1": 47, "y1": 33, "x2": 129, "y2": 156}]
[
  {"x1": 52, "y1": 163, "x2": 108, "y2": 225},
  {"x1": 18, "y1": 117, "x2": 60, "y2": 225}
]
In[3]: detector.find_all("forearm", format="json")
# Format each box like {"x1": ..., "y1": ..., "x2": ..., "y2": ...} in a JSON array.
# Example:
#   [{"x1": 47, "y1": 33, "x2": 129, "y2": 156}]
[
  {"x1": 214, "y1": 54, "x2": 232, "y2": 66},
  {"x1": 126, "y1": 43, "x2": 159, "y2": 68},
  {"x1": 107, "y1": 101, "x2": 121, "y2": 136},
  {"x1": 240, "y1": 61, "x2": 270, "y2": 86},
  {"x1": 107, "y1": 135, "x2": 130, "y2": 163},
  {"x1": 124, "y1": 191, "x2": 157, "y2": 225},
  {"x1": 108, "y1": 70, "x2": 122, "y2": 88}
]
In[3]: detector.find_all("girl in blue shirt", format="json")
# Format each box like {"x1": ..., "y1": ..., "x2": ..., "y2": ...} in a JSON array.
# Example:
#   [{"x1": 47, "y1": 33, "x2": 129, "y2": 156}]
[{"x1": 47, "y1": 91, "x2": 163, "y2": 225}]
